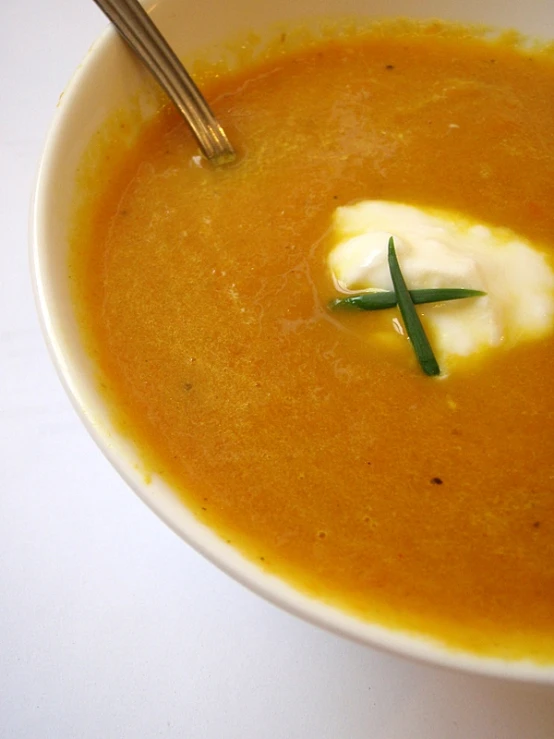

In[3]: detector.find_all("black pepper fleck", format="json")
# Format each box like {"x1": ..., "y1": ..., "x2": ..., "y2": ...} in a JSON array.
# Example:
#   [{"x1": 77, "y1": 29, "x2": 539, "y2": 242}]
[
  {"x1": 431, "y1": 477, "x2": 443, "y2": 485},
  {"x1": 533, "y1": 521, "x2": 541, "y2": 528},
  {"x1": 385, "y1": 64, "x2": 395, "y2": 70}
]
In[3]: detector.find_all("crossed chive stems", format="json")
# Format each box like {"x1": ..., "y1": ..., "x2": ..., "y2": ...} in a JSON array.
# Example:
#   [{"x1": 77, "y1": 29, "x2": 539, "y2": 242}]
[{"x1": 331, "y1": 237, "x2": 486, "y2": 376}]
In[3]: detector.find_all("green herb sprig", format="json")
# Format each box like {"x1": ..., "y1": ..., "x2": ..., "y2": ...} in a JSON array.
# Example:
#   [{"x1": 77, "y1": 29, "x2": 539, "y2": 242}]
[
  {"x1": 328, "y1": 236, "x2": 487, "y2": 377},
  {"x1": 387, "y1": 237, "x2": 440, "y2": 376},
  {"x1": 331, "y1": 287, "x2": 485, "y2": 311}
]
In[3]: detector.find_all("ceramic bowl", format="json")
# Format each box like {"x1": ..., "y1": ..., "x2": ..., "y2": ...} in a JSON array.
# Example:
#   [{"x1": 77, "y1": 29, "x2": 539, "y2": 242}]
[{"x1": 31, "y1": 0, "x2": 554, "y2": 682}]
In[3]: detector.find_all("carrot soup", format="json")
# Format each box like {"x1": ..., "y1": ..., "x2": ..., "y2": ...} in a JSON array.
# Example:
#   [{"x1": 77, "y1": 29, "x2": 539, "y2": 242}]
[{"x1": 69, "y1": 21, "x2": 554, "y2": 661}]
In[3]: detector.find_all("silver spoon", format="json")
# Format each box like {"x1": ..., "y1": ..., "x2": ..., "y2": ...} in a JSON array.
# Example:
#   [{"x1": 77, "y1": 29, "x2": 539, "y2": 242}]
[{"x1": 91, "y1": 0, "x2": 235, "y2": 164}]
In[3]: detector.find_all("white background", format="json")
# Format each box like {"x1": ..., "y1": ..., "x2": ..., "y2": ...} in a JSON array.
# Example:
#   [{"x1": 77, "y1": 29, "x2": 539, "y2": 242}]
[{"x1": 2, "y1": 1, "x2": 554, "y2": 737}]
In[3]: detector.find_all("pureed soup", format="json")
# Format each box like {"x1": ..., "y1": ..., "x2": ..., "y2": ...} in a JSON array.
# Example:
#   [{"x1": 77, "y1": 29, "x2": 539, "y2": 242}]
[{"x1": 70, "y1": 20, "x2": 554, "y2": 661}]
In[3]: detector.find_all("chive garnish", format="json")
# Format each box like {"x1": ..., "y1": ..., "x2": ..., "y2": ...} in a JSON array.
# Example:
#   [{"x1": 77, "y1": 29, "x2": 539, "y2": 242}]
[
  {"x1": 331, "y1": 287, "x2": 486, "y2": 311},
  {"x1": 387, "y1": 237, "x2": 440, "y2": 376}
]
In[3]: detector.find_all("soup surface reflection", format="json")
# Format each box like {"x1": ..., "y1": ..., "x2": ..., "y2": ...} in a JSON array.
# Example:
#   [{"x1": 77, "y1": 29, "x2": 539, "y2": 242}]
[{"x1": 71, "y1": 21, "x2": 554, "y2": 661}]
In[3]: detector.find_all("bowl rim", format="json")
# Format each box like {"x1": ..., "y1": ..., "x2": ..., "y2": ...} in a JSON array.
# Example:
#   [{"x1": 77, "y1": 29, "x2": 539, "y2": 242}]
[{"x1": 30, "y1": 0, "x2": 554, "y2": 685}]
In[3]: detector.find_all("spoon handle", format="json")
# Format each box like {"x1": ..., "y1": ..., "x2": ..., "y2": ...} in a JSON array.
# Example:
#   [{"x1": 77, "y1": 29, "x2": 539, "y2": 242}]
[{"x1": 92, "y1": 0, "x2": 235, "y2": 163}]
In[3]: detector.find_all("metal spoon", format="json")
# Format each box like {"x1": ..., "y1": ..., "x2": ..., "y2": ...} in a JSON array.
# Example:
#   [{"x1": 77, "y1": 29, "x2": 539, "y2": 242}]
[{"x1": 91, "y1": 0, "x2": 235, "y2": 164}]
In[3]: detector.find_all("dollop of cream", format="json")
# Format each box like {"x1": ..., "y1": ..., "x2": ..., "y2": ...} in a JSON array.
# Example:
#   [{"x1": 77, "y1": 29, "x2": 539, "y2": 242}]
[{"x1": 328, "y1": 201, "x2": 554, "y2": 369}]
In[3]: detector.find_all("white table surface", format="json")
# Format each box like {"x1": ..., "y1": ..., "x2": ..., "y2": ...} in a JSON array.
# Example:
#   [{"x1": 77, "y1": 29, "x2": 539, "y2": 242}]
[{"x1": 2, "y1": 2, "x2": 554, "y2": 737}]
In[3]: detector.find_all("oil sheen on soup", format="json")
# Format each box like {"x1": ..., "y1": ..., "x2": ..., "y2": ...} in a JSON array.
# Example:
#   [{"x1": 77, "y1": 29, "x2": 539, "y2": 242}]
[{"x1": 70, "y1": 20, "x2": 554, "y2": 661}]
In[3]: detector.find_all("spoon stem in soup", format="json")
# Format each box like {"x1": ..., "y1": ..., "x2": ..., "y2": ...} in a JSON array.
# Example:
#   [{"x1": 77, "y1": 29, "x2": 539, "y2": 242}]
[{"x1": 91, "y1": 0, "x2": 236, "y2": 164}]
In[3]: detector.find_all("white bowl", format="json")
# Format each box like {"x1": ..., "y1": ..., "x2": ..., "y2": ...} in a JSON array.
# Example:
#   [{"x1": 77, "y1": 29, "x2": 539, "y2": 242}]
[{"x1": 31, "y1": 0, "x2": 554, "y2": 682}]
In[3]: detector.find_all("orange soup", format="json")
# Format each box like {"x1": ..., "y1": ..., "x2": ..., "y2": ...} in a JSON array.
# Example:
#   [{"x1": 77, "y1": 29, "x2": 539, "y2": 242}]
[{"x1": 70, "y1": 21, "x2": 554, "y2": 661}]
